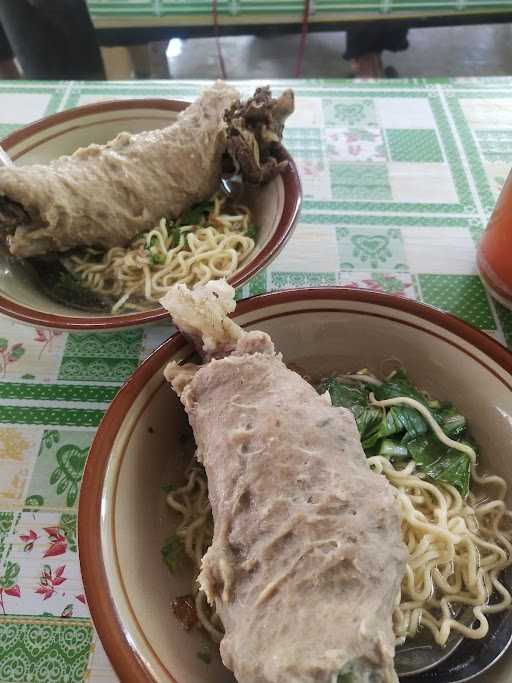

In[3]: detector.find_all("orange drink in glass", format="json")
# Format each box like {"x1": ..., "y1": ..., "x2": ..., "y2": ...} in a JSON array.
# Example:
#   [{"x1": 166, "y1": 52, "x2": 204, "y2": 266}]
[{"x1": 477, "y1": 170, "x2": 512, "y2": 309}]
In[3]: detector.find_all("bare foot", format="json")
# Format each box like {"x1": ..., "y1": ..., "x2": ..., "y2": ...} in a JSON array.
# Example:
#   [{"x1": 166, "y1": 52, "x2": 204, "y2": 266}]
[
  {"x1": 0, "y1": 59, "x2": 21, "y2": 79},
  {"x1": 350, "y1": 53, "x2": 384, "y2": 79}
]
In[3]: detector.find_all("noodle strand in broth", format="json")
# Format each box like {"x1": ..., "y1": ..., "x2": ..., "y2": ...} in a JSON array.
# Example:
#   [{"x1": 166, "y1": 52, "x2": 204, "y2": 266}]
[
  {"x1": 165, "y1": 375, "x2": 512, "y2": 650},
  {"x1": 68, "y1": 194, "x2": 255, "y2": 313}
]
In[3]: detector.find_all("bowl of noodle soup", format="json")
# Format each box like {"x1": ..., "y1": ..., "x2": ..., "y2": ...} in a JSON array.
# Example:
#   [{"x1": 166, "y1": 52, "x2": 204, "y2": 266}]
[
  {"x1": 79, "y1": 288, "x2": 512, "y2": 683},
  {"x1": 0, "y1": 98, "x2": 301, "y2": 331}
]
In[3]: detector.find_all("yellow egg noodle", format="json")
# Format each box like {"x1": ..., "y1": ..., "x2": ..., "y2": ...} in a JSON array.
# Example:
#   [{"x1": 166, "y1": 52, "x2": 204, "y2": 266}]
[
  {"x1": 166, "y1": 378, "x2": 512, "y2": 649},
  {"x1": 68, "y1": 194, "x2": 255, "y2": 313}
]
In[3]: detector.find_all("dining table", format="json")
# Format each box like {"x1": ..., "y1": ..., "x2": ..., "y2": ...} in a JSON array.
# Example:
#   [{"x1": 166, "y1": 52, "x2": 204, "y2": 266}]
[
  {"x1": 0, "y1": 75, "x2": 512, "y2": 682},
  {"x1": 87, "y1": 0, "x2": 512, "y2": 30}
]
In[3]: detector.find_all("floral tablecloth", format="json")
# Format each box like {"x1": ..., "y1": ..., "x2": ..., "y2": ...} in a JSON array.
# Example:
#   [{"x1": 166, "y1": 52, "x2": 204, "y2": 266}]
[{"x1": 1, "y1": 77, "x2": 512, "y2": 682}]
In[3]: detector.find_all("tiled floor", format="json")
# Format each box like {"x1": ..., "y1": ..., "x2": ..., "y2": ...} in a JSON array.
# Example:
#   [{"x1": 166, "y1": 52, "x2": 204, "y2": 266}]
[
  {"x1": 102, "y1": 23, "x2": 512, "y2": 80},
  {"x1": 163, "y1": 23, "x2": 512, "y2": 79}
]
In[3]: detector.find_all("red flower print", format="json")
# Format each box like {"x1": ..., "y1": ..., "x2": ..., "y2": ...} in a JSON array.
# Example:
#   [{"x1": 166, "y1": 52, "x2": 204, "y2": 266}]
[
  {"x1": 4, "y1": 585, "x2": 20, "y2": 597},
  {"x1": 34, "y1": 329, "x2": 47, "y2": 343},
  {"x1": 20, "y1": 529, "x2": 38, "y2": 552},
  {"x1": 76, "y1": 593, "x2": 86, "y2": 604},
  {"x1": 43, "y1": 527, "x2": 67, "y2": 557},
  {"x1": 35, "y1": 564, "x2": 66, "y2": 600},
  {"x1": 34, "y1": 328, "x2": 63, "y2": 359}
]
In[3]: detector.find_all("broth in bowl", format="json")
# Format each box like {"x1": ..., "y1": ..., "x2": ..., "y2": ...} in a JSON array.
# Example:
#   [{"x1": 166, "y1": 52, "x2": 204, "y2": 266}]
[{"x1": 79, "y1": 287, "x2": 512, "y2": 683}]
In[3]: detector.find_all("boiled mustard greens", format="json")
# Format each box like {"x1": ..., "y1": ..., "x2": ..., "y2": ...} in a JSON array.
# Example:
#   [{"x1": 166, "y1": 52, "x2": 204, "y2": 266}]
[{"x1": 320, "y1": 370, "x2": 471, "y2": 496}]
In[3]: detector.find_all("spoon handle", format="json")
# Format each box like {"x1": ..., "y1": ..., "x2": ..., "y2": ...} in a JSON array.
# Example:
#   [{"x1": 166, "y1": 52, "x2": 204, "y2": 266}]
[{"x1": 0, "y1": 145, "x2": 13, "y2": 167}]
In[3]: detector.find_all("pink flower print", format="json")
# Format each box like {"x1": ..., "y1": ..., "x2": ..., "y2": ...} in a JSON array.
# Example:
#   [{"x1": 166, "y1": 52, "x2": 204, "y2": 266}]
[
  {"x1": 43, "y1": 527, "x2": 67, "y2": 558},
  {"x1": 34, "y1": 328, "x2": 63, "y2": 359},
  {"x1": 35, "y1": 564, "x2": 66, "y2": 600},
  {"x1": 20, "y1": 529, "x2": 38, "y2": 552},
  {"x1": 76, "y1": 593, "x2": 86, "y2": 604}
]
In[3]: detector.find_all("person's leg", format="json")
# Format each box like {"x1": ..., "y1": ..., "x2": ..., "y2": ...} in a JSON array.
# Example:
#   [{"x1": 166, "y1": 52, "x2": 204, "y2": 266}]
[
  {"x1": 344, "y1": 25, "x2": 385, "y2": 78},
  {"x1": 377, "y1": 26, "x2": 409, "y2": 54},
  {"x1": 0, "y1": 21, "x2": 20, "y2": 79},
  {"x1": 370, "y1": 26, "x2": 409, "y2": 78},
  {"x1": 344, "y1": 24, "x2": 409, "y2": 78},
  {"x1": 0, "y1": 0, "x2": 105, "y2": 80}
]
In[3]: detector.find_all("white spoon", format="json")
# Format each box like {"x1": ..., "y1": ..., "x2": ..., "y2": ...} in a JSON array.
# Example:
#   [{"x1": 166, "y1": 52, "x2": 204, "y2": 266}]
[{"x1": 0, "y1": 144, "x2": 13, "y2": 167}]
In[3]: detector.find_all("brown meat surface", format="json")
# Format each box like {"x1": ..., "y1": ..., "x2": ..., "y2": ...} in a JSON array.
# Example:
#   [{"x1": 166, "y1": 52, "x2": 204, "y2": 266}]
[{"x1": 162, "y1": 282, "x2": 406, "y2": 683}]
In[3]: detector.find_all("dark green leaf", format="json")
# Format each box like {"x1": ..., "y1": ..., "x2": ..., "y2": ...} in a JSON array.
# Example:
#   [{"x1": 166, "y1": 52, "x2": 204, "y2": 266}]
[
  {"x1": 320, "y1": 378, "x2": 382, "y2": 441},
  {"x1": 353, "y1": 405, "x2": 383, "y2": 442},
  {"x1": 374, "y1": 369, "x2": 427, "y2": 405},
  {"x1": 150, "y1": 253, "x2": 164, "y2": 265},
  {"x1": 60, "y1": 513, "x2": 77, "y2": 553},
  {"x1": 161, "y1": 535, "x2": 184, "y2": 574},
  {"x1": 56, "y1": 479, "x2": 68, "y2": 496},
  {"x1": 362, "y1": 404, "x2": 426, "y2": 449},
  {"x1": 197, "y1": 651, "x2": 212, "y2": 665},
  {"x1": 66, "y1": 482, "x2": 79, "y2": 508},
  {"x1": 161, "y1": 484, "x2": 176, "y2": 494},
  {"x1": 49, "y1": 270, "x2": 104, "y2": 309},
  {"x1": 378, "y1": 439, "x2": 409, "y2": 459},
  {"x1": 49, "y1": 469, "x2": 61, "y2": 485},
  {"x1": 439, "y1": 413, "x2": 466, "y2": 439},
  {"x1": 169, "y1": 226, "x2": 182, "y2": 249},
  {"x1": 25, "y1": 494, "x2": 44, "y2": 508},
  {"x1": 0, "y1": 561, "x2": 20, "y2": 588},
  {"x1": 43, "y1": 430, "x2": 60, "y2": 449},
  {"x1": 395, "y1": 406, "x2": 428, "y2": 444},
  {"x1": 407, "y1": 434, "x2": 471, "y2": 496},
  {"x1": 320, "y1": 378, "x2": 369, "y2": 409},
  {"x1": 246, "y1": 224, "x2": 258, "y2": 240},
  {"x1": 336, "y1": 663, "x2": 381, "y2": 683},
  {"x1": 336, "y1": 674, "x2": 354, "y2": 683},
  {"x1": 7, "y1": 344, "x2": 25, "y2": 362},
  {"x1": 178, "y1": 200, "x2": 213, "y2": 226},
  {"x1": 0, "y1": 338, "x2": 7, "y2": 353}
]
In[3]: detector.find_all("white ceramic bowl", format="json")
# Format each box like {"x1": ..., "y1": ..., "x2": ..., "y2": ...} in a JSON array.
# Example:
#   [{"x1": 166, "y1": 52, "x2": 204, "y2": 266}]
[
  {"x1": 0, "y1": 99, "x2": 301, "y2": 331},
  {"x1": 79, "y1": 288, "x2": 512, "y2": 683}
]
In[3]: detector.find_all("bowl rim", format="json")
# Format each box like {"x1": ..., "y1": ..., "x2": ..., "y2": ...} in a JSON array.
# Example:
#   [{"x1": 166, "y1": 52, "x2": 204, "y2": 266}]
[
  {"x1": 0, "y1": 97, "x2": 302, "y2": 331},
  {"x1": 78, "y1": 287, "x2": 512, "y2": 683}
]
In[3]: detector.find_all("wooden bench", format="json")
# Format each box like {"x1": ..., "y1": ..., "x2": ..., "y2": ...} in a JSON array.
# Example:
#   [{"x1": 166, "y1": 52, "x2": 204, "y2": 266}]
[{"x1": 88, "y1": 0, "x2": 512, "y2": 43}]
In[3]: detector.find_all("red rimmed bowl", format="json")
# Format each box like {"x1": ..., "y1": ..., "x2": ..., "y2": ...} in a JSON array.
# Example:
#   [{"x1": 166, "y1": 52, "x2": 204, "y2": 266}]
[
  {"x1": 0, "y1": 98, "x2": 301, "y2": 331},
  {"x1": 79, "y1": 288, "x2": 512, "y2": 683}
]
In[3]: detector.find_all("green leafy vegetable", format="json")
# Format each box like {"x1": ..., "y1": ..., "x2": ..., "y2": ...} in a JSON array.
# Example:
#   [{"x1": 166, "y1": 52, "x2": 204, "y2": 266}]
[
  {"x1": 407, "y1": 435, "x2": 471, "y2": 496},
  {"x1": 335, "y1": 663, "x2": 381, "y2": 683},
  {"x1": 317, "y1": 369, "x2": 475, "y2": 496},
  {"x1": 377, "y1": 439, "x2": 409, "y2": 459},
  {"x1": 373, "y1": 369, "x2": 427, "y2": 405},
  {"x1": 319, "y1": 378, "x2": 382, "y2": 442},
  {"x1": 161, "y1": 534, "x2": 184, "y2": 574},
  {"x1": 246, "y1": 224, "x2": 259, "y2": 240},
  {"x1": 197, "y1": 651, "x2": 212, "y2": 665},
  {"x1": 178, "y1": 200, "x2": 213, "y2": 226},
  {"x1": 336, "y1": 673, "x2": 354, "y2": 683}
]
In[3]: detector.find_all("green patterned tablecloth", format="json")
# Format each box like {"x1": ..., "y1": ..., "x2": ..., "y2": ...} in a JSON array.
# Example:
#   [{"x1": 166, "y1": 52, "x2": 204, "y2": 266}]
[
  {"x1": 1, "y1": 77, "x2": 512, "y2": 681},
  {"x1": 87, "y1": 0, "x2": 512, "y2": 27}
]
